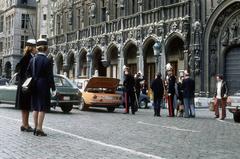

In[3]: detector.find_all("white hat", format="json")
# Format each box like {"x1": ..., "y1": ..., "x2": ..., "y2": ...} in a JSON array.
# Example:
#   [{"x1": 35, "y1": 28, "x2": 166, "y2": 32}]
[
  {"x1": 36, "y1": 38, "x2": 48, "y2": 46},
  {"x1": 26, "y1": 39, "x2": 36, "y2": 46}
]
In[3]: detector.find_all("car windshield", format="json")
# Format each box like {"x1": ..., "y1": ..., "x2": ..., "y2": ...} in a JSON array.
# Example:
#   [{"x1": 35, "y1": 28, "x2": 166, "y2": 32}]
[{"x1": 54, "y1": 76, "x2": 72, "y2": 87}]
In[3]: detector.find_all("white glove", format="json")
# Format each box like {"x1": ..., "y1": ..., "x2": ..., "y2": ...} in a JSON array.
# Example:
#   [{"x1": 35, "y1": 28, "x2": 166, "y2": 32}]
[{"x1": 51, "y1": 90, "x2": 57, "y2": 97}]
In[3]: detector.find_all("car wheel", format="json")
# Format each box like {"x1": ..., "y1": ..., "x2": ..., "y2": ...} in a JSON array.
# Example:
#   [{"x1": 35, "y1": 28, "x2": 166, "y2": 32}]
[
  {"x1": 61, "y1": 104, "x2": 73, "y2": 113},
  {"x1": 107, "y1": 107, "x2": 115, "y2": 112},
  {"x1": 139, "y1": 100, "x2": 148, "y2": 109},
  {"x1": 79, "y1": 98, "x2": 88, "y2": 111}
]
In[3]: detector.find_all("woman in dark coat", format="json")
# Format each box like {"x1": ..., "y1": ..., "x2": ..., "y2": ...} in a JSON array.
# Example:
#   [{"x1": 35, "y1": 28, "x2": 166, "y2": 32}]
[
  {"x1": 27, "y1": 39, "x2": 56, "y2": 136},
  {"x1": 15, "y1": 39, "x2": 36, "y2": 132}
]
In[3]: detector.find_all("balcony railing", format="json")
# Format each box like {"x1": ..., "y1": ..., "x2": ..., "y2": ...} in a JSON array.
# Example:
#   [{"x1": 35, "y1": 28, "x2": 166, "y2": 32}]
[{"x1": 67, "y1": 31, "x2": 77, "y2": 42}]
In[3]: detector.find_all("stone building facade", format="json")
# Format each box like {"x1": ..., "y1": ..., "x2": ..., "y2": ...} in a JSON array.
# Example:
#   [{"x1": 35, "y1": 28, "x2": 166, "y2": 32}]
[
  {"x1": 0, "y1": 0, "x2": 36, "y2": 78},
  {"x1": 48, "y1": 0, "x2": 240, "y2": 96}
]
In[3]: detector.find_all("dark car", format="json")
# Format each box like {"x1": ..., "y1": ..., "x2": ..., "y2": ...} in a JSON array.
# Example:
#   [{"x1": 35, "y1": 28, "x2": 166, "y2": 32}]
[
  {"x1": 0, "y1": 73, "x2": 81, "y2": 113},
  {"x1": 116, "y1": 85, "x2": 150, "y2": 108},
  {"x1": 0, "y1": 78, "x2": 9, "y2": 85}
]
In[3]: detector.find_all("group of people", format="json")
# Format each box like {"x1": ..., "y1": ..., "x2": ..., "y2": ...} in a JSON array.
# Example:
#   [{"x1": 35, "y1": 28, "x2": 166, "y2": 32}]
[
  {"x1": 151, "y1": 69, "x2": 195, "y2": 118},
  {"x1": 15, "y1": 38, "x2": 56, "y2": 136},
  {"x1": 150, "y1": 68, "x2": 228, "y2": 120}
]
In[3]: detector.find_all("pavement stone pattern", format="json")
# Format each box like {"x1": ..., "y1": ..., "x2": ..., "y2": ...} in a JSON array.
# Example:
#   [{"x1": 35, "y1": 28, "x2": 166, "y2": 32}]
[{"x1": 0, "y1": 104, "x2": 239, "y2": 159}]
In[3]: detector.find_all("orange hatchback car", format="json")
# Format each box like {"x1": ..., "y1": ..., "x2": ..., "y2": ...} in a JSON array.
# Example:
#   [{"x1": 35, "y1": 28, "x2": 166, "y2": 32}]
[{"x1": 79, "y1": 77, "x2": 122, "y2": 112}]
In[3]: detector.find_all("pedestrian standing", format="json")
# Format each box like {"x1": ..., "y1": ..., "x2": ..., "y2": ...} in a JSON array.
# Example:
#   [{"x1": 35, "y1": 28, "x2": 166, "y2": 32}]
[
  {"x1": 150, "y1": 73, "x2": 164, "y2": 117},
  {"x1": 123, "y1": 68, "x2": 136, "y2": 114},
  {"x1": 15, "y1": 39, "x2": 36, "y2": 132},
  {"x1": 177, "y1": 76, "x2": 184, "y2": 117},
  {"x1": 214, "y1": 74, "x2": 228, "y2": 120},
  {"x1": 135, "y1": 71, "x2": 143, "y2": 109},
  {"x1": 182, "y1": 71, "x2": 195, "y2": 118},
  {"x1": 27, "y1": 39, "x2": 56, "y2": 136},
  {"x1": 167, "y1": 70, "x2": 176, "y2": 117}
]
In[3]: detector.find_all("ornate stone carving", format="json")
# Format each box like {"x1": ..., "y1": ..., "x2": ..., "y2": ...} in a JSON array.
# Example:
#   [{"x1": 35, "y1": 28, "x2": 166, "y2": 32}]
[
  {"x1": 89, "y1": 2, "x2": 96, "y2": 18},
  {"x1": 128, "y1": 31, "x2": 133, "y2": 39},
  {"x1": 148, "y1": 26, "x2": 153, "y2": 35}
]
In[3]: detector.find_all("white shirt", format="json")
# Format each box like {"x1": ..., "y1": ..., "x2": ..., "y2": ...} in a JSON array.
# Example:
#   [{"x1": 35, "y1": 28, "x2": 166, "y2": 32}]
[{"x1": 216, "y1": 81, "x2": 222, "y2": 99}]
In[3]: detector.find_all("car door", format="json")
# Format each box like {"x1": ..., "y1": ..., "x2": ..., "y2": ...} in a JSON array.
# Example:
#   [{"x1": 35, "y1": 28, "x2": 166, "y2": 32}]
[{"x1": 0, "y1": 74, "x2": 17, "y2": 103}]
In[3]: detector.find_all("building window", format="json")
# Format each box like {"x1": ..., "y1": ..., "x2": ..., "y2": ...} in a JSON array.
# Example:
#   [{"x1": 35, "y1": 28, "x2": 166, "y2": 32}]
[
  {"x1": 43, "y1": 14, "x2": 47, "y2": 21},
  {"x1": 77, "y1": 8, "x2": 81, "y2": 29},
  {"x1": 57, "y1": 14, "x2": 61, "y2": 34},
  {"x1": 0, "y1": 16, "x2": 3, "y2": 32},
  {"x1": 21, "y1": 14, "x2": 29, "y2": 29},
  {"x1": 21, "y1": 36, "x2": 28, "y2": 53}
]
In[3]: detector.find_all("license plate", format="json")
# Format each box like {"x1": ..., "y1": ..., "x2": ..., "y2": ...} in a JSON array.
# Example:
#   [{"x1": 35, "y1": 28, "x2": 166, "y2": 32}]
[{"x1": 63, "y1": 96, "x2": 70, "y2": 100}]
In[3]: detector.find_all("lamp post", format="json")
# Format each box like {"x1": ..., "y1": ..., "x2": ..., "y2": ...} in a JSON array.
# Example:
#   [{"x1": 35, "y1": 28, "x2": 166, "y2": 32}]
[{"x1": 153, "y1": 41, "x2": 162, "y2": 74}]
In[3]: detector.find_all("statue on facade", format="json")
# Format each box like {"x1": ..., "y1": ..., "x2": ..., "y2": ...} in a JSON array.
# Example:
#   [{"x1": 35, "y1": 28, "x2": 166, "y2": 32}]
[
  {"x1": 89, "y1": 2, "x2": 96, "y2": 18},
  {"x1": 221, "y1": 27, "x2": 229, "y2": 46}
]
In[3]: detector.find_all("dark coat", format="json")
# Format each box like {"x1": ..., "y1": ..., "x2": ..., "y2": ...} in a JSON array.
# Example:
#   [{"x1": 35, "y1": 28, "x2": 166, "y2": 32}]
[
  {"x1": 27, "y1": 53, "x2": 55, "y2": 111},
  {"x1": 182, "y1": 77, "x2": 195, "y2": 98},
  {"x1": 15, "y1": 53, "x2": 33, "y2": 110},
  {"x1": 151, "y1": 78, "x2": 164, "y2": 99},
  {"x1": 123, "y1": 74, "x2": 135, "y2": 93},
  {"x1": 168, "y1": 75, "x2": 176, "y2": 95},
  {"x1": 214, "y1": 81, "x2": 228, "y2": 98}
]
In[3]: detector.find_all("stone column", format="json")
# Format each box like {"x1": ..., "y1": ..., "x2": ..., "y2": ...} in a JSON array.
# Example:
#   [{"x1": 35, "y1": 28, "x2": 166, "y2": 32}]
[
  {"x1": 75, "y1": 53, "x2": 80, "y2": 78},
  {"x1": 137, "y1": 44, "x2": 144, "y2": 74}
]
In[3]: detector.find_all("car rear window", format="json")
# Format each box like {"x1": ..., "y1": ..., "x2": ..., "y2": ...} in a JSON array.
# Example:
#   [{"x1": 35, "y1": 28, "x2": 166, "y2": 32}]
[{"x1": 54, "y1": 76, "x2": 72, "y2": 87}]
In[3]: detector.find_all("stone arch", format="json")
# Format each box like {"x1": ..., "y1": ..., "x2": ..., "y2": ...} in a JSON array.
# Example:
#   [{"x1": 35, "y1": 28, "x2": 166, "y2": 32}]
[
  {"x1": 4, "y1": 61, "x2": 11, "y2": 79},
  {"x1": 55, "y1": 52, "x2": 64, "y2": 74},
  {"x1": 142, "y1": 36, "x2": 158, "y2": 87},
  {"x1": 92, "y1": 45, "x2": 106, "y2": 76},
  {"x1": 123, "y1": 40, "x2": 138, "y2": 75},
  {"x1": 79, "y1": 48, "x2": 88, "y2": 77},
  {"x1": 204, "y1": 0, "x2": 240, "y2": 95},
  {"x1": 164, "y1": 33, "x2": 185, "y2": 77},
  {"x1": 106, "y1": 43, "x2": 119, "y2": 78},
  {"x1": 67, "y1": 50, "x2": 75, "y2": 79}
]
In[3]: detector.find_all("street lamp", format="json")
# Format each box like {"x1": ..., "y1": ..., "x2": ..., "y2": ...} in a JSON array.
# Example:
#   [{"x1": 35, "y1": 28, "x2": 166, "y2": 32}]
[{"x1": 153, "y1": 41, "x2": 162, "y2": 73}]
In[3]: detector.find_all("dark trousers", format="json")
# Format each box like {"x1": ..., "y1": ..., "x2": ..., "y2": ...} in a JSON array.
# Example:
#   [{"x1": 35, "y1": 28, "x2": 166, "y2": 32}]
[
  {"x1": 125, "y1": 91, "x2": 136, "y2": 113},
  {"x1": 215, "y1": 98, "x2": 226, "y2": 119},
  {"x1": 153, "y1": 96, "x2": 162, "y2": 116},
  {"x1": 168, "y1": 95, "x2": 175, "y2": 117}
]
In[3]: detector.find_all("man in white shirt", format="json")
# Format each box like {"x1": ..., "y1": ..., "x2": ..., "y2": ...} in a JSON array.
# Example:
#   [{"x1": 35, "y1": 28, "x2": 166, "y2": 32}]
[{"x1": 214, "y1": 74, "x2": 228, "y2": 120}]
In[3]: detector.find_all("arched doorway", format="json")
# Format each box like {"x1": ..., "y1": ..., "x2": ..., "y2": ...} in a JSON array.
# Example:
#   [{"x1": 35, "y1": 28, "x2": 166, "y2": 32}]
[
  {"x1": 143, "y1": 38, "x2": 156, "y2": 87},
  {"x1": 224, "y1": 46, "x2": 240, "y2": 95},
  {"x1": 106, "y1": 44, "x2": 118, "y2": 78},
  {"x1": 4, "y1": 61, "x2": 11, "y2": 79},
  {"x1": 56, "y1": 53, "x2": 63, "y2": 74},
  {"x1": 165, "y1": 36, "x2": 184, "y2": 77},
  {"x1": 124, "y1": 42, "x2": 138, "y2": 75},
  {"x1": 92, "y1": 47, "x2": 106, "y2": 76},
  {"x1": 79, "y1": 50, "x2": 87, "y2": 77},
  {"x1": 67, "y1": 52, "x2": 75, "y2": 79}
]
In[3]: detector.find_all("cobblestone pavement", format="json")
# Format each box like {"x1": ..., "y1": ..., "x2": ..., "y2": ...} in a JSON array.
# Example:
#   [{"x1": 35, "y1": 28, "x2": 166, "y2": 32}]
[{"x1": 0, "y1": 104, "x2": 239, "y2": 159}]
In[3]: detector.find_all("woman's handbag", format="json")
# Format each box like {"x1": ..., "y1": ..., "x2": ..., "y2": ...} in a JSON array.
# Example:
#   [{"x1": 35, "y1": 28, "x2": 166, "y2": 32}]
[
  {"x1": 209, "y1": 98, "x2": 216, "y2": 111},
  {"x1": 22, "y1": 57, "x2": 36, "y2": 93}
]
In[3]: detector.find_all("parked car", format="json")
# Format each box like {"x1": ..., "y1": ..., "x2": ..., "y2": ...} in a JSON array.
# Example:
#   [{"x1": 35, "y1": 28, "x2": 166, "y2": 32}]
[
  {"x1": 116, "y1": 84, "x2": 150, "y2": 108},
  {"x1": 0, "y1": 78, "x2": 9, "y2": 86},
  {"x1": 79, "y1": 76, "x2": 122, "y2": 112},
  {"x1": 0, "y1": 73, "x2": 81, "y2": 113},
  {"x1": 226, "y1": 92, "x2": 240, "y2": 122}
]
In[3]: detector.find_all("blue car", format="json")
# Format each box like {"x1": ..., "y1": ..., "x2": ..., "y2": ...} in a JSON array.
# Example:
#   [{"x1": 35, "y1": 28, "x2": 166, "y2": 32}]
[{"x1": 116, "y1": 85, "x2": 150, "y2": 108}]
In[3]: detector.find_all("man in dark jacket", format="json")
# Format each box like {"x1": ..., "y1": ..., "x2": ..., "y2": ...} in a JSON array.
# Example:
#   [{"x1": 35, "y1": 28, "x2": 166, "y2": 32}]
[
  {"x1": 182, "y1": 71, "x2": 195, "y2": 118},
  {"x1": 214, "y1": 74, "x2": 228, "y2": 120},
  {"x1": 123, "y1": 68, "x2": 136, "y2": 114},
  {"x1": 135, "y1": 72, "x2": 143, "y2": 109},
  {"x1": 151, "y1": 73, "x2": 164, "y2": 116}
]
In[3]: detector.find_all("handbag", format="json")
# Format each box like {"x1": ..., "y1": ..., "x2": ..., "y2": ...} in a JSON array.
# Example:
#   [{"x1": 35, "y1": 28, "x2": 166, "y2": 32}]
[{"x1": 22, "y1": 57, "x2": 36, "y2": 93}]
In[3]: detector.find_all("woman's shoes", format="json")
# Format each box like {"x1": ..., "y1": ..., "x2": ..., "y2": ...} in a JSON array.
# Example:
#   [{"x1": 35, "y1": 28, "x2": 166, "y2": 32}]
[
  {"x1": 20, "y1": 126, "x2": 34, "y2": 132},
  {"x1": 34, "y1": 129, "x2": 47, "y2": 136}
]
